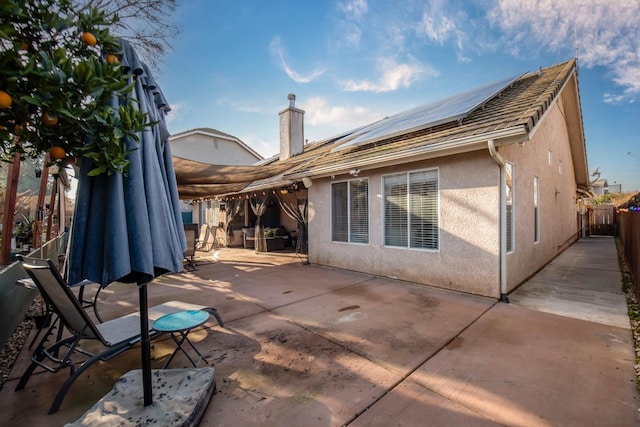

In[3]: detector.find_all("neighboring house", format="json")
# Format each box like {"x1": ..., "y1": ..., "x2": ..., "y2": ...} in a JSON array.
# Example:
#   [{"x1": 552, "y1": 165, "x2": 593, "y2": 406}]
[
  {"x1": 591, "y1": 179, "x2": 621, "y2": 196},
  {"x1": 169, "y1": 127, "x2": 263, "y2": 231},
  {"x1": 591, "y1": 179, "x2": 608, "y2": 196},
  {"x1": 608, "y1": 183, "x2": 622, "y2": 193},
  {"x1": 174, "y1": 59, "x2": 590, "y2": 300}
]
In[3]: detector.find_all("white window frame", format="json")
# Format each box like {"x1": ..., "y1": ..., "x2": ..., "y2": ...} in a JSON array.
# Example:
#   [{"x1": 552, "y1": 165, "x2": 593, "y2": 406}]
[
  {"x1": 505, "y1": 162, "x2": 515, "y2": 253},
  {"x1": 330, "y1": 179, "x2": 369, "y2": 244},
  {"x1": 382, "y1": 168, "x2": 439, "y2": 251},
  {"x1": 534, "y1": 176, "x2": 540, "y2": 243}
]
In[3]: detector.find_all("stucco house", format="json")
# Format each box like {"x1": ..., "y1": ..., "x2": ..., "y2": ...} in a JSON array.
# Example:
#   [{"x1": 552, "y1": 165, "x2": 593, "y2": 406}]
[
  {"x1": 290, "y1": 59, "x2": 590, "y2": 299},
  {"x1": 174, "y1": 59, "x2": 590, "y2": 300},
  {"x1": 169, "y1": 127, "x2": 263, "y2": 229}
]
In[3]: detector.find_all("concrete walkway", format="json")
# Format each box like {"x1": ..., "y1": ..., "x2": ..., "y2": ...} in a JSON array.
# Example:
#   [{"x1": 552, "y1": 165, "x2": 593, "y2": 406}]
[
  {"x1": 509, "y1": 236, "x2": 631, "y2": 329},
  {"x1": 0, "y1": 237, "x2": 637, "y2": 426}
]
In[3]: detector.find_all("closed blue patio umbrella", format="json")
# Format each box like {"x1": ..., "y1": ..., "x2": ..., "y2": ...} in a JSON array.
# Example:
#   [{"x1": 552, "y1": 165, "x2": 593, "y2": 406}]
[{"x1": 68, "y1": 40, "x2": 185, "y2": 406}]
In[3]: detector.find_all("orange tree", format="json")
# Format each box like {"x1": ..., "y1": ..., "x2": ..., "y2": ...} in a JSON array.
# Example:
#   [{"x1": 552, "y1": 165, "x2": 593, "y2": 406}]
[{"x1": 0, "y1": 0, "x2": 149, "y2": 176}]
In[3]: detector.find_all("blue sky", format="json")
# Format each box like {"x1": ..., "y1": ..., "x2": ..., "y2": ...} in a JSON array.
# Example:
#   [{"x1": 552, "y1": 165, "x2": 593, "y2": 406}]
[{"x1": 156, "y1": 0, "x2": 640, "y2": 192}]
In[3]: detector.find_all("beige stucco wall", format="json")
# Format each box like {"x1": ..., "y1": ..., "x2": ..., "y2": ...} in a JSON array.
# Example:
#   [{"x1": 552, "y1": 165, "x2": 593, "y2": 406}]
[
  {"x1": 308, "y1": 152, "x2": 501, "y2": 297},
  {"x1": 500, "y1": 97, "x2": 579, "y2": 291},
  {"x1": 170, "y1": 133, "x2": 260, "y2": 165}
]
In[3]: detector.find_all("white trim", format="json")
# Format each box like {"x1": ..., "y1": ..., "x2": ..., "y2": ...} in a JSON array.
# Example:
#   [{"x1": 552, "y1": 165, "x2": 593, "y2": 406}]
[
  {"x1": 170, "y1": 129, "x2": 263, "y2": 161},
  {"x1": 505, "y1": 161, "x2": 515, "y2": 254},
  {"x1": 527, "y1": 66, "x2": 576, "y2": 141},
  {"x1": 330, "y1": 178, "x2": 370, "y2": 244},
  {"x1": 534, "y1": 176, "x2": 540, "y2": 243},
  {"x1": 381, "y1": 167, "x2": 440, "y2": 252},
  {"x1": 487, "y1": 139, "x2": 508, "y2": 299}
]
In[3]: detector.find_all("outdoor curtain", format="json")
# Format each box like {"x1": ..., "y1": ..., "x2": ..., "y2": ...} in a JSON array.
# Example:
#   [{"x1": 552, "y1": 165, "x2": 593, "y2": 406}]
[
  {"x1": 276, "y1": 192, "x2": 308, "y2": 254},
  {"x1": 249, "y1": 195, "x2": 269, "y2": 252},
  {"x1": 224, "y1": 198, "x2": 243, "y2": 247}
]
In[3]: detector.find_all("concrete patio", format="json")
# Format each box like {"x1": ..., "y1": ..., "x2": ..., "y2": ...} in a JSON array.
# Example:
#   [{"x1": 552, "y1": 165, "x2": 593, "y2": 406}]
[{"x1": 0, "y1": 237, "x2": 638, "y2": 426}]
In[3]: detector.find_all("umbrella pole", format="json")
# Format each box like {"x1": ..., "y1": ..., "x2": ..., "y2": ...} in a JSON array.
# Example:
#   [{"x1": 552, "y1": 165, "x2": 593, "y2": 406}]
[{"x1": 139, "y1": 283, "x2": 153, "y2": 406}]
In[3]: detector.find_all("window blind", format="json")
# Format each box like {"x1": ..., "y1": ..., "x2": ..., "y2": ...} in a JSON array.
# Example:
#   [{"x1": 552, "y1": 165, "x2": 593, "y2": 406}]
[
  {"x1": 384, "y1": 174, "x2": 408, "y2": 247},
  {"x1": 409, "y1": 170, "x2": 438, "y2": 249},
  {"x1": 332, "y1": 180, "x2": 368, "y2": 243},
  {"x1": 350, "y1": 180, "x2": 369, "y2": 244},
  {"x1": 331, "y1": 182, "x2": 348, "y2": 242}
]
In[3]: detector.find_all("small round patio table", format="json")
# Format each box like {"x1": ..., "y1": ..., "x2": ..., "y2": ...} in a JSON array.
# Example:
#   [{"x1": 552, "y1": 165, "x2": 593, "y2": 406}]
[{"x1": 152, "y1": 310, "x2": 210, "y2": 369}]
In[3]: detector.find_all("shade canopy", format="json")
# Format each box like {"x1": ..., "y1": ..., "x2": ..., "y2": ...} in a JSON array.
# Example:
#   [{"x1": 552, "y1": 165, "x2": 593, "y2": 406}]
[{"x1": 172, "y1": 156, "x2": 304, "y2": 199}]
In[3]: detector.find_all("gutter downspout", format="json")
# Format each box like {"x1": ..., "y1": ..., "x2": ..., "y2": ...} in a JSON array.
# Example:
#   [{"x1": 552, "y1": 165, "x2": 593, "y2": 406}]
[{"x1": 488, "y1": 139, "x2": 509, "y2": 303}]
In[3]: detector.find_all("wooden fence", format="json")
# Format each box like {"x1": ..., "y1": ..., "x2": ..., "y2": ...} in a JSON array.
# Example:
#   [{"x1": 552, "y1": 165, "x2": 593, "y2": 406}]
[
  {"x1": 588, "y1": 205, "x2": 616, "y2": 236},
  {"x1": 618, "y1": 210, "x2": 640, "y2": 300}
]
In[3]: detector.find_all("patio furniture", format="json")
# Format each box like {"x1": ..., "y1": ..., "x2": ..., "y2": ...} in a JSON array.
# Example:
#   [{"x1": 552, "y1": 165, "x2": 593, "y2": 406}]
[
  {"x1": 15, "y1": 276, "x2": 103, "y2": 350},
  {"x1": 243, "y1": 227, "x2": 255, "y2": 249},
  {"x1": 243, "y1": 227, "x2": 289, "y2": 251},
  {"x1": 183, "y1": 223, "x2": 198, "y2": 269},
  {"x1": 152, "y1": 310, "x2": 210, "y2": 368},
  {"x1": 195, "y1": 224, "x2": 215, "y2": 252},
  {"x1": 266, "y1": 236, "x2": 286, "y2": 251},
  {"x1": 15, "y1": 255, "x2": 224, "y2": 414}
]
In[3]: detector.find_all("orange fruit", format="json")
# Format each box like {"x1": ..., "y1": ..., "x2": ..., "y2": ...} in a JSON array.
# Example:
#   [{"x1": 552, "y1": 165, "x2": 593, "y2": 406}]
[
  {"x1": 49, "y1": 146, "x2": 66, "y2": 160},
  {"x1": 63, "y1": 155, "x2": 77, "y2": 165},
  {"x1": 13, "y1": 124, "x2": 23, "y2": 134},
  {"x1": 0, "y1": 90, "x2": 12, "y2": 109},
  {"x1": 106, "y1": 54, "x2": 119, "y2": 65},
  {"x1": 82, "y1": 32, "x2": 97, "y2": 46},
  {"x1": 42, "y1": 112, "x2": 58, "y2": 126}
]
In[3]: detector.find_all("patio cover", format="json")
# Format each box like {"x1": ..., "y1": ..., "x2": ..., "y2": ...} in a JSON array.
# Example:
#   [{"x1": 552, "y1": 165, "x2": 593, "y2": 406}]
[{"x1": 173, "y1": 156, "x2": 303, "y2": 199}]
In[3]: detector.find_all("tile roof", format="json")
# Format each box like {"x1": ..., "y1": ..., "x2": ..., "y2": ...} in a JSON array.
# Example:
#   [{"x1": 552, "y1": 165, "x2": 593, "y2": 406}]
[
  {"x1": 284, "y1": 59, "x2": 578, "y2": 179},
  {"x1": 179, "y1": 59, "x2": 586, "y2": 199}
]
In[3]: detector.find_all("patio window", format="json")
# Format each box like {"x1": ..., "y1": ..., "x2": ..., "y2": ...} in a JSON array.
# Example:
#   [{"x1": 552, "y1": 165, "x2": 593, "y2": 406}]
[
  {"x1": 506, "y1": 162, "x2": 514, "y2": 252},
  {"x1": 534, "y1": 176, "x2": 540, "y2": 243},
  {"x1": 383, "y1": 170, "x2": 438, "y2": 250},
  {"x1": 331, "y1": 179, "x2": 369, "y2": 244}
]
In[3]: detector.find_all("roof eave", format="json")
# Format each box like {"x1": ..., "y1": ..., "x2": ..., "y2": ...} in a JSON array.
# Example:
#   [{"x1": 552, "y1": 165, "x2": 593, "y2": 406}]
[{"x1": 286, "y1": 126, "x2": 528, "y2": 180}]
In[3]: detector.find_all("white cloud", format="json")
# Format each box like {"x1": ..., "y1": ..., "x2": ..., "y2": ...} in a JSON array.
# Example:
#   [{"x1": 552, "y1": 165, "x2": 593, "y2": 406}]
[
  {"x1": 269, "y1": 37, "x2": 326, "y2": 84},
  {"x1": 487, "y1": 0, "x2": 640, "y2": 103},
  {"x1": 240, "y1": 133, "x2": 278, "y2": 158},
  {"x1": 417, "y1": 4, "x2": 457, "y2": 44},
  {"x1": 414, "y1": 0, "x2": 475, "y2": 63},
  {"x1": 334, "y1": 0, "x2": 368, "y2": 48},
  {"x1": 341, "y1": 59, "x2": 438, "y2": 93},
  {"x1": 338, "y1": 0, "x2": 368, "y2": 19},
  {"x1": 304, "y1": 96, "x2": 382, "y2": 131},
  {"x1": 165, "y1": 102, "x2": 183, "y2": 125}
]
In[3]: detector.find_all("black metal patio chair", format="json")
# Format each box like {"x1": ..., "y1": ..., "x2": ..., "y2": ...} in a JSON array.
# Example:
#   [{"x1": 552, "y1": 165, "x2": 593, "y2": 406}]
[{"x1": 15, "y1": 255, "x2": 224, "y2": 414}]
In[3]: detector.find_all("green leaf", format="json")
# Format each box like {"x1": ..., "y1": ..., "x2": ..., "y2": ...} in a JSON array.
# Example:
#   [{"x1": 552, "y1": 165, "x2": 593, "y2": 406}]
[{"x1": 20, "y1": 95, "x2": 42, "y2": 106}]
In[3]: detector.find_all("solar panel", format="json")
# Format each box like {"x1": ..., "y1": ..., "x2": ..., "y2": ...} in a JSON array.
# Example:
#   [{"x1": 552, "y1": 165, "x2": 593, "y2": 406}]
[{"x1": 331, "y1": 72, "x2": 525, "y2": 153}]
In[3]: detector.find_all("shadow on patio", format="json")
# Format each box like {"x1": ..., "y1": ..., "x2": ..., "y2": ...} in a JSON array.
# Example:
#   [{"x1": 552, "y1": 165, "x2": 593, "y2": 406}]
[
  {"x1": 1, "y1": 242, "x2": 637, "y2": 426},
  {"x1": 0, "y1": 248, "x2": 495, "y2": 426}
]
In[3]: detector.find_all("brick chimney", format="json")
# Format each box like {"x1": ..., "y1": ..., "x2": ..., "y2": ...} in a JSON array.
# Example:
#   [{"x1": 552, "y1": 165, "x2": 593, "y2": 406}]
[{"x1": 279, "y1": 94, "x2": 304, "y2": 161}]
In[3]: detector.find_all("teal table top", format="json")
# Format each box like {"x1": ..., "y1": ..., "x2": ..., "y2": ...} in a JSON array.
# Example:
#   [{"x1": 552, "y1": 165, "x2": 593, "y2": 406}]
[{"x1": 153, "y1": 310, "x2": 209, "y2": 332}]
